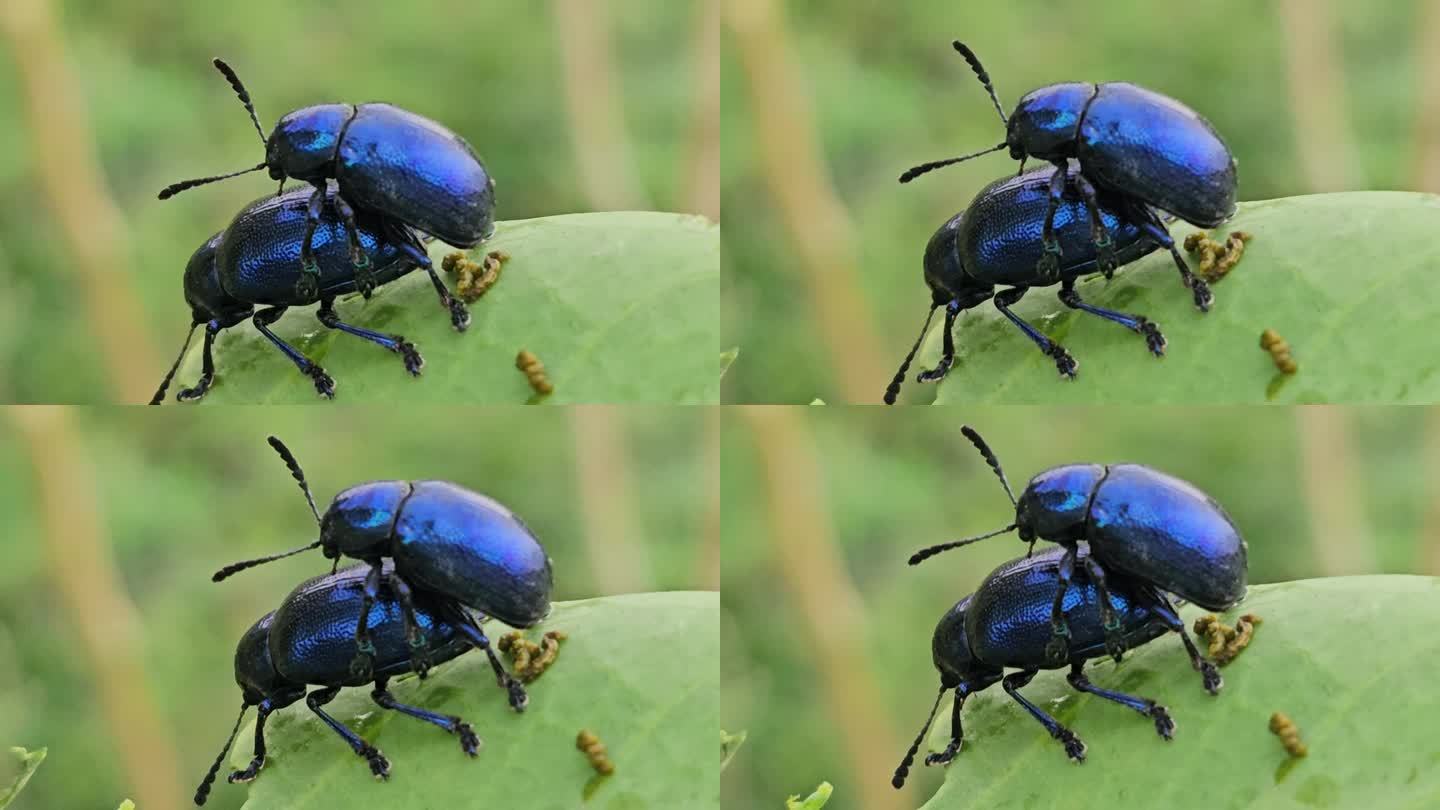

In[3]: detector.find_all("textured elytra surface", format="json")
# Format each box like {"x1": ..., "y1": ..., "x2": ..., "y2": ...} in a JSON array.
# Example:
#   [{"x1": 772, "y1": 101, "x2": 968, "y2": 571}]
[
  {"x1": 914, "y1": 577, "x2": 1440, "y2": 810},
  {"x1": 927, "y1": 193, "x2": 1440, "y2": 403},
  {"x1": 175, "y1": 212, "x2": 718, "y2": 404},
  {"x1": 226, "y1": 592, "x2": 718, "y2": 810}
]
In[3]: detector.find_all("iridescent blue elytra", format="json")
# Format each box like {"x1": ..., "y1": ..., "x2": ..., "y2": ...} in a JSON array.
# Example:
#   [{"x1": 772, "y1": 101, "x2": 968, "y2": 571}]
[
  {"x1": 197, "y1": 563, "x2": 493, "y2": 807},
  {"x1": 1015, "y1": 463, "x2": 1249, "y2": 610},
  {"x1": 892, "y1": 547, "x2": 1221, "y2": 790}
]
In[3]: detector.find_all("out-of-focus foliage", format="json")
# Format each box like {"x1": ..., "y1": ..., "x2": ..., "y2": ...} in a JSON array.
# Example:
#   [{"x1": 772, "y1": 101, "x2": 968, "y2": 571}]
[
  {"x1": 0, "y1": 747, "x2": 45, "y2": 809},
  {"x1": 0, "y1": 407, "x2": 712, "y2": 810},
  {"x1": 722, "y1": 0, "x2": 1421, "y2": 403},
  {"x1": 721, "y1": 406, "x2": 1439, "y2": 810},
  {"x1": 0, "y1": 0, "x2": 705, "y2": 403}
]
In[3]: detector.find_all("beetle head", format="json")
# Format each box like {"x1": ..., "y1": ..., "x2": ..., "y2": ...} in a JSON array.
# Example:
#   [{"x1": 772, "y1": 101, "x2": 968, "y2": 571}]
[
  {"x1": 1006, "y1": 83, "x2": 1094, "y2": 162},
  {"x1": 1014, "y1": 464, "x2": 1106, "y2": 544},
  {"x1": 267, "y1": 105, "x2": 353, "y2": 182}
]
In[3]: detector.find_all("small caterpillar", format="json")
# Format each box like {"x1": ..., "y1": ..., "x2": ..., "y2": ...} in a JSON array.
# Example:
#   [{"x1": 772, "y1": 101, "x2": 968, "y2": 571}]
[
  {"x1": 516, "y1": 349, "x2": 554, "y2": 396},
  {"x1": 1184, "y1": 230, "x2": 1253, "y2": 283},
  {"x1": 577, "y1": 729, "x2": 615, "y2": 775},
  {"x1": 1193, "y1": 613, "x2": 1262, "y2": 666},
  {"x1": 441, "y1": 250, "x2": 509, "y2": 302},
  {"x1": 497, "y1": 629, "x2": 568, "y2": 682},
  {"x1": 1269, "y1": 711, "x2": 1307, "y2": 757}
]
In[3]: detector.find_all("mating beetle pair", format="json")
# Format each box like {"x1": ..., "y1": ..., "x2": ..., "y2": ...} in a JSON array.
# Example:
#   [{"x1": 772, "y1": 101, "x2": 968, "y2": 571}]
[
  {"x1": 196, "y1": 437, "x2": 554, "y2": 803},
  {"x1": 893, "y1": 426, "x2": 1246, "y2": 785},
  {"x1": 153, "y1": 59, "x2": 495, "y2": 403},
  {"x1": 885, "y1": 42, "x2": 1237, "y2": 404}
]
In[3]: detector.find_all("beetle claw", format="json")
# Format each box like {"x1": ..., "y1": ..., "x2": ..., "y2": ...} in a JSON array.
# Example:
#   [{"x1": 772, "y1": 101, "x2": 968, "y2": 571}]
[
  {"x1": 1045, "y1": 634, "x2": 1070, "y2": 665},
  {"x1": 349, "y1": 650, "x2": 375, "y2": 680},
  {"x1": 294, "y1": 267, "x2": 320, "y2": 302},
  {"x1": 1152, "y1": 706, "x2": 1176, "y2": 740}
]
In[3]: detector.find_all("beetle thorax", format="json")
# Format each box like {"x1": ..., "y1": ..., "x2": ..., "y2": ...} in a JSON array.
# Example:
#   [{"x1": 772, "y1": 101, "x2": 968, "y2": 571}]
[
  {"x1": 1008, "y1": 83, "x2": 1095, "y2": 161},
  {"x1": 1014, "y1": 463, "x2": 1107, "y2": 543},
  {"x1": 319, "y1": 480, "x2": 413, "y2": 559},
  {"x1": 268, "y1": 104, "x2": 354, "y2": 181}
]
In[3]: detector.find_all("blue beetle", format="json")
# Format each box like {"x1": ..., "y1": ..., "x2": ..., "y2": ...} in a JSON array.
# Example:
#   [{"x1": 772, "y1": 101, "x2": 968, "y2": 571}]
[
  {"x1": 195, "y1": 561, "x2": 526, "y2": 806},
  {"x1": 213, "y1": 437, "x2": 553, "y2": 683},
  {"x1": 884, "y1": 160, "x2": 1208, "y2": 404},
  {"x1": 908, "y1": 426, "x2": 1247, "y2": 663},
  {"x1": 150, "y1": 182, "x2": 471, "y2": 405},
  {"x1": 899, "y1": 42, "x2": 1236, "y2": 277},
  {"x1": 891, "y1": 546, "x2": 1221, "y2": 789},
  {"x1": 159, "y1": 59, "x2": 495, "y2": 300}
]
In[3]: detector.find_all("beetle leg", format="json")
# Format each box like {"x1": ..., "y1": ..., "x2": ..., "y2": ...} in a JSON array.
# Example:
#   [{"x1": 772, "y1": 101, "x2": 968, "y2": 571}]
[
  {"x1": 174, "y1": 320, "x2": 225, "y2": 402},
  {"x1": 317, "y1": 297, "x2": 424, "y2": 376},
  {"x1": 332, "y1": 194, "x2": 378, "y2": 298},
  {"x1": 295, "y1": 183, "x2": 326, "y2": 302},
  {"x1": 371, "y1": 676, "x2": 480, "y2": 756},
  {"x1": 1059, "y1": 282, "x2": 1165, "y2": 357},
  {"x1": 924, "y1": 685, "x2": 970, "y2": 766},
  {"x1": 305, "y1": 685, "x2": 390, "y2": 779},
  {"x1": 349, "y1": 562, "x2": 383, "y2": 680},
  {"x1": 1135, "y1": 209, "x2": 1214, "y2": 312},
  {"x1": 1071, "y1": 174, "x2": 1117, "y2": 277},
  {"x1": 1002, "y1": 670, "x2": 1087, "y2": 761},
  {"x1": 1078, "y1": 551, "x2": 1129, "y2": 661},
  {"x1": 445, "y1": 606, "x2": 530, "y2": 712},
  {"x1": 1036, "y1": 164, "x2": 1068, "y2": 281},
  {"x1": 251, "y1": 306, "x2": 337, "y2": 399},
  {"x1": 1045, "y1": 545, "x2": 1077, "y2": 663},
  {"x1": 384, "y1": 573, "x2": 432, "y2": 677},
  {"x1": 228, "y1": 699, "x2": 277, "y2": 783},
  {"x1": 916, "y1": 299, "x2": 961, "y2": 384},
  {"x1": 393, "y1": 229, "x2": 472, "y2": 331},
  {"x1": 1147, "y1": 589, "x2": 1223, "y2": 695},
  {"x1": 1067, "y1": 663, "x2": 1175, "y2": 740},
  {"x1": 993, "y1": 287, "x2": 1079, "y2": 379}
]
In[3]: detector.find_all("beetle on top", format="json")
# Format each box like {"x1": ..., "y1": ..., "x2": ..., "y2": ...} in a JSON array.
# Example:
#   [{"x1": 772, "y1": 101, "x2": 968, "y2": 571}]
[{"x1": 158, "y1": 59, "x2": 496, "y2": 302}]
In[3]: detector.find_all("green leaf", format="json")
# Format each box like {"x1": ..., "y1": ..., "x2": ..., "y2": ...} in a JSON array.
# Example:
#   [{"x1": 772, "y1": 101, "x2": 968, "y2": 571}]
[
  {"x1": 785, "y1": 781, "x2": 834, "y2": 809},
  {"x1": 917, "y1": 576, "x2": 1440, "y2": 810},
  {"x1": 0, "y1": 747, "x2": 45, "y2": 810},
  {"x1": 177, "y1": 213, "x2": 718, "y2": 404},
  {"x1": 720, "y1": 729, "x2": 747, "y2": 772},
  {"x1": 931, "y1": 194, "x2": 1440, "y2": 403},
  {"x1": 721, "y1": 348, "x2": 739, "y2": 379},
  {"x1": 230, "y1": 592, "x2": 716, "y2": 810}
]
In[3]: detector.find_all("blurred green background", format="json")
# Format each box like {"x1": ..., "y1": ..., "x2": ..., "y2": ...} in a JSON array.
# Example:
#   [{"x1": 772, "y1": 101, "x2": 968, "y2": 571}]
[
  {"x1": 721, "y1": 0, "x2": 1436, "y2": 403},
  {"x1": 0, "y1": 405, "x2": 718, "y2": 810},
  {"x1": 722, "y1": 406, "x2": 1440, "y2": 810},
  {"x1": 0, "y1": 0, "x2": 718, "y2": 404}
]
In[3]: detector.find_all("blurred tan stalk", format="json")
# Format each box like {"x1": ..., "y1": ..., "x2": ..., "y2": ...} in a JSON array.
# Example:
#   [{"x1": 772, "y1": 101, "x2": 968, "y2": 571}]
[
  {"x1": 552, "y1": 0, "x2": 649, "y2": 211},
  {"x1": 725, "y1": 0, "x2": 888, "y2": 402},
  {"x1": 1295, "y1": 407, "x2": 1376, "y2": 575},
  {"x1": 684, "y1": 0, "x2": 721, "y2": 220},
  {"x1": 741, "y1": 407, "x2": 904, "y2": 810},
  {"x1": 1277, "y1": 0, "x2": 1360, "y2": 192},
  {"x1": 1414, "y1": 0, "x2": 1440, "y2": 190},
  {"x1": 1422, "y1": 407, "x2": 1440, "y2": 574},
  {"x1": 570, "y1": 407, "x2": 654, "y2": 593},
  {"x1": 0, "y1": 0, "x2": 160, "y2": 402},
  {"x1": 9, "y1": 407, "x2": 182, "y2": 810}
]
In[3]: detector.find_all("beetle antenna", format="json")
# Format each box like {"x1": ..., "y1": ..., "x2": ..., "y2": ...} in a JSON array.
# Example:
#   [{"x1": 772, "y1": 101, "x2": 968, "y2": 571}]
[
  {"x1": 149, "y1": 321, "x2": 200, "y2": 405},
  {"x1": 195, "y1": 702, "x2": 249, "y2": 806},
  {"x1": 212, "y1": 540, "x2": 322, "y2": 582},
  {"x1": 265, "y1": 436, "x2": 321, "y2": 524},
  {"x1": 893, "y1": 684, "x2": 949, "y2": 789},
  {"x1": 960, "y1": 425, "x2": 1016, "y2": 505},
  {"x1": 951, "y1": 41, "x2": 1007, "y2": 126},
  {"x1": 908, "y1": 523, "x2": 1018, "y2": 565},
  {"x1": 158, "y1": 162, "x2": 267, "y2": 200},
  {"x1": 212, "y1": 58, "x2": 268, "y2": 148},
  {"x1": 884, "y1": 305, "x2": 939, "y2": 404},
  {"x1": 899, "y1": 143, "x2": 1007, "y2": 183}
]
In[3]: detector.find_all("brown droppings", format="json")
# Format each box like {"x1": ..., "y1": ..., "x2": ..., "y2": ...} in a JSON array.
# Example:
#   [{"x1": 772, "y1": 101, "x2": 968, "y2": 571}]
[
  {"x1": 516, "y1": 350, "x2": 554, "y2": 396},
  {"x1": 1269, "y1": 712, "x2": 1308, "y2": 757},
  {"x1": 441, "y1": 250, "x2": 509, "y2": 302},
  {"x1": 577, "y1": 729, "x2": 615, "y2": 775},
  {"x1": 497, "y1": 628, "x2": 567, "y2": 682},
  {"x1": 1194, "y1": 612, "x2": 1262, "y2": 666},
  {"x1": 1185, "y1": 230, "x2": 1254, "y2": 283},
  {"x1": 1260, "y1": 329, "x2": 1298, "y2": 375}
]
